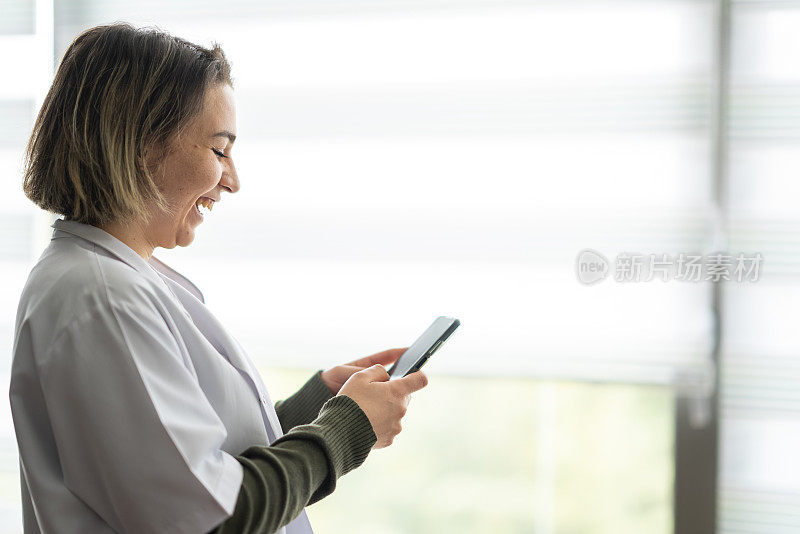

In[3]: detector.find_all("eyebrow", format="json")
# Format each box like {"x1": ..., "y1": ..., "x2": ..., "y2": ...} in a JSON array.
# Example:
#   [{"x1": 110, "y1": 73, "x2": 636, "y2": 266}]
[{"x1": 211, "y1": 130, "x2": 237, "y2": 143}]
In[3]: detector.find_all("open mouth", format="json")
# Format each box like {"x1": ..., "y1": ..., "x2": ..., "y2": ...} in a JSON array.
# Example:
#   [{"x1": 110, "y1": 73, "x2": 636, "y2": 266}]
[{"x1": 195, "y1": 197, "x2": 215, "y2": 217}]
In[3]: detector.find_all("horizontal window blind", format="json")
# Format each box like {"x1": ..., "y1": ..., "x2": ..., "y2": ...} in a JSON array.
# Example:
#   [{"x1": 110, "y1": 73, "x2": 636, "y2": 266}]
[
  {"x1": 721, "y1": 2, "x2": 800, "y2": 533},
  {"x1": 0, "y1": 0, "x2": 34, "y2": 35},
  {"x1": 1, "y1": 1, "x2": 54, "y2": 532},
  {"x1": 50, "y1": 0, "x2": 720, "y2": 388}
]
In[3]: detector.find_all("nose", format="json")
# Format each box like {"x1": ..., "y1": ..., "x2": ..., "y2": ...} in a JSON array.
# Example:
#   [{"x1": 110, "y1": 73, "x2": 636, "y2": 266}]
[{"x1": 219, "y1": 158, "x2": 240, "y2": 194}]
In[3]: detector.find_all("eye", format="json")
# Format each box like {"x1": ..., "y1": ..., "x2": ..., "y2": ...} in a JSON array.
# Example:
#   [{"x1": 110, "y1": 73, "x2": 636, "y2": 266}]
[{"x1": 211, "y1": 148, "x2": 228, "y2": 159}]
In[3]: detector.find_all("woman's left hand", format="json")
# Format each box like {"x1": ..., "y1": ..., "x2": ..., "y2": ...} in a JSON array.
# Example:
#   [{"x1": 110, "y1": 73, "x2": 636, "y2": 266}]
[{"x1": 320, "y1": 347, "x2": 408, "y2": 395}]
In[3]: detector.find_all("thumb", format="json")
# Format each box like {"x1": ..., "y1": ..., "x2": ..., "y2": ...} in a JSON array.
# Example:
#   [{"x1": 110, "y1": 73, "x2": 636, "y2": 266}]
[{"x1": 357, "y1": 363, "x2": 390, "y2": 383}]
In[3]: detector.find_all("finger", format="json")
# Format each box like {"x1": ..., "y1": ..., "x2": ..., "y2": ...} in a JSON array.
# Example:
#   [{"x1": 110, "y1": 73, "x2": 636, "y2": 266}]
[
  {"x1": 393, "y1": 370, "x2": 429, "y2": 395},
  {"x1": 357, "y1": 363, "x2": 391, "y2": 383},
  {"x1": 336, "y1": 365, "x2": 365, "y2": 377},
  {"x1": 348, "y1": 348, "x2": 408, "y2": 368},
  {"x1": 330, "y1": 365, "x2": 365, "y2": 387}
]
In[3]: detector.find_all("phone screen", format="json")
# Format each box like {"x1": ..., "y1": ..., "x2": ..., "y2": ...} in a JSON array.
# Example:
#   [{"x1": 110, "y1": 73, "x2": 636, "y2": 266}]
[{"x1": 387, "y1": 316, "x2": 460, "y2": 379}]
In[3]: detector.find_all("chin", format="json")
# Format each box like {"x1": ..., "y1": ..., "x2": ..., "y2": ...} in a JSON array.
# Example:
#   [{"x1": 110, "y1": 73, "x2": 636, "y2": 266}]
[
  {"x1": 175, "y1": 229, "x2": 196, "y2": 248},
  {"x1": 164, "y1": 222, "x2": 197, "y2": 249}
]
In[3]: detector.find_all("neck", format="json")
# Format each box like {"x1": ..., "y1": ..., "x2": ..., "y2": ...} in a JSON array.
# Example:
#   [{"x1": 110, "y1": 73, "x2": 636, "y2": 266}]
[{"x1": 98, "y1": 218, "x2": 157, "y2": 260}]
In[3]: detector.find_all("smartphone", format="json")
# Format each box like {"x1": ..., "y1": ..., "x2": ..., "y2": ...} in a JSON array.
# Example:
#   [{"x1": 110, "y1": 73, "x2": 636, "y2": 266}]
[{"x1": 387, "y1": 316, "x2": 460, "y2": 379}]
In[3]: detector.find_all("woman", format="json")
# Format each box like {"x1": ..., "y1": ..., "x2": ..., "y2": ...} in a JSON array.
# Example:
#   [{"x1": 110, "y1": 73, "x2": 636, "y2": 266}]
[{"x1": 9, "y1": 23, "x2": 428, "y2": 534}]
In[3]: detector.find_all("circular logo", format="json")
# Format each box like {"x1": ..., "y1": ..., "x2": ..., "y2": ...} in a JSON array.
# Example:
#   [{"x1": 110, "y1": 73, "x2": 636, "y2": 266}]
[{"x1": 575, "y1": 249, "x2": 609, "y2": 285}]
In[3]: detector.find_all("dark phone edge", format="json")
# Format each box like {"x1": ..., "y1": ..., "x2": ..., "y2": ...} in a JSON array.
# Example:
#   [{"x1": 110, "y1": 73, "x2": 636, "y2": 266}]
[{"x1": 402, "y1": 318, "x2": 461, "y2": 377}]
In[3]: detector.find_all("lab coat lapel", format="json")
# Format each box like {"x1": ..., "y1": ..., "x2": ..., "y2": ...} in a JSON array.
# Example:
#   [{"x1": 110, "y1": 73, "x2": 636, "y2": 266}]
[
  {"x1": 152, "y1": 268, "x2": 314, "y2": 533},
  {"x1": 149, "y1": 263, "x2": 287, "y2": 441}
]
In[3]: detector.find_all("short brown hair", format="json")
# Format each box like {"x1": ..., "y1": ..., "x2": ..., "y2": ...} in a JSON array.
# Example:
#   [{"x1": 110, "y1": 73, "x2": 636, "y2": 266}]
[{"x1": 23, "y1": 22, "x2": 233, "y2": 226}]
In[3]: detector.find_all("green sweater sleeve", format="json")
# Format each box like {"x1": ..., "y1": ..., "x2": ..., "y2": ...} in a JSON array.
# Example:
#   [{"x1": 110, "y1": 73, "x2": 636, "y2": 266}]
[
  {"x1": 208, "y1": 395, "x2": 377, "y2": 534},
  {"x1": 273, "y1": 370, "x2": 335, "y2": 433}
]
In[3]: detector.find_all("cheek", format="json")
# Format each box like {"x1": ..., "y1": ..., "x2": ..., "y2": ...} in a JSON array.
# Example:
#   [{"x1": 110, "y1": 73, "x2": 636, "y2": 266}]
[
  {"x1": 170, "y1": 157, "x2": 221, "y2": 206},
  {"x1": 195, "y1": 156, "x2": 223, "y2": 189}
]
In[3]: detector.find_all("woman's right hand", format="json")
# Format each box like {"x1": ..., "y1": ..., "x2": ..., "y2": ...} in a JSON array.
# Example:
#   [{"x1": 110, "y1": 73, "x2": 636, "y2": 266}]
[{"x1": 337, "y1": 364, "x2": 429, "y2": 449}]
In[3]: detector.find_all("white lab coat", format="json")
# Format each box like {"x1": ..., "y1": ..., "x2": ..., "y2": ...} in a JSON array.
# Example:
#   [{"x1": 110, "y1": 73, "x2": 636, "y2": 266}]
[{"x1": 9, "y1": 218, "x2": 314, "y2": 534}]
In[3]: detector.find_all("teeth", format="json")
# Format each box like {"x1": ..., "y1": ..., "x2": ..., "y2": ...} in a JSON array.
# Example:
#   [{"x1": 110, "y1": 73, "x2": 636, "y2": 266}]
[{"x1": 196, "y1": 197, "x2": 213, "y2": 215}]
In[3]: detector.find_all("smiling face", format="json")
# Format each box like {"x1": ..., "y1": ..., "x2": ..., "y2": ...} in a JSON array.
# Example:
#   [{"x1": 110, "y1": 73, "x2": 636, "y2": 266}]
[{"x1": 145, "y1": 82, "x2": 239, "y2": 250}]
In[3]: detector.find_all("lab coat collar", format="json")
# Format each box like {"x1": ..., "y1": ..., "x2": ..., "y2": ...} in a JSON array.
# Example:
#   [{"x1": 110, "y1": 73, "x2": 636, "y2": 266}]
[
  {"x1": 50, "y1": 218, "x2": 163, "y2": 282},
  {"x1": 51, "y1": 218, "x2": 207, "y2": 303}
]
